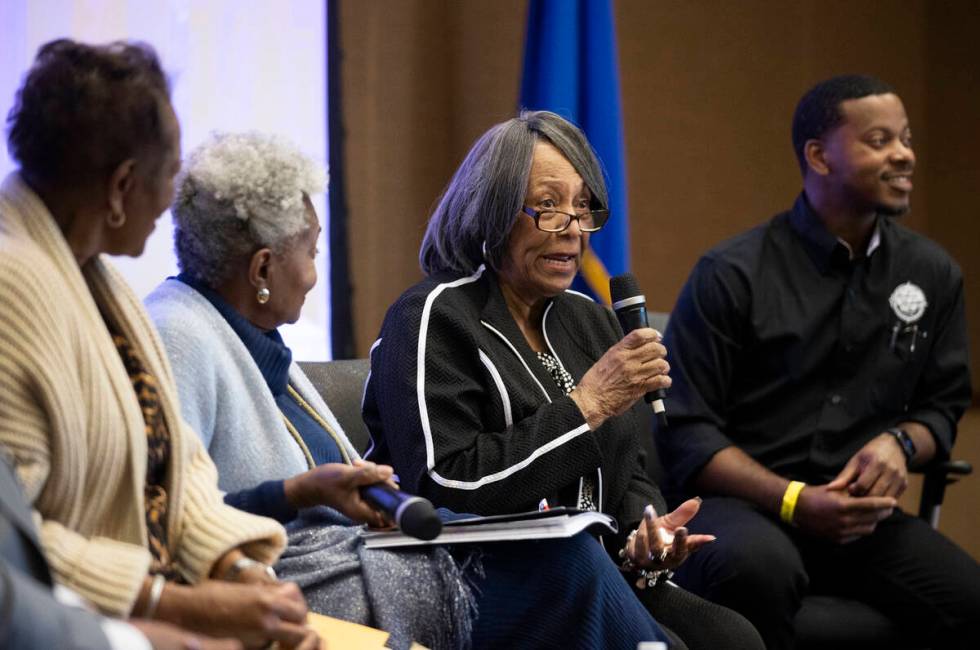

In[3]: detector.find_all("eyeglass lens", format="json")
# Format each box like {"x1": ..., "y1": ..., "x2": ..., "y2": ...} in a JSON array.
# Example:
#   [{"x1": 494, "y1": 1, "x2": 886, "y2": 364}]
[{"x1": 538, "y1": 211, "x2": 605, "y2": 232}]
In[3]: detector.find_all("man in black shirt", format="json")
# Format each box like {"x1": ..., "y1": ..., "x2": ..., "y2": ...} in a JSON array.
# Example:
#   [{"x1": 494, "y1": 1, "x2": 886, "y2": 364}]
[{"x1": 657, "y1": 75, "x2": 980, "y2": 649}]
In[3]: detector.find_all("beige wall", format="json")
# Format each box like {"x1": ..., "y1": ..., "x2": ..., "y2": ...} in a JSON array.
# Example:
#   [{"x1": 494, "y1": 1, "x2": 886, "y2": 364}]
[
  {"x1": 617, "y1": 0, "x2": 930, "y2": 310},
  {"x1": 923, "y1": 1, "x2": 980, "y2": 397},
  {"x1": 339, "y1": 0, "x2": 525, "y2": 352},
  {"x1": 339, "y1": 0, "x2": 980, "y2": 558}
]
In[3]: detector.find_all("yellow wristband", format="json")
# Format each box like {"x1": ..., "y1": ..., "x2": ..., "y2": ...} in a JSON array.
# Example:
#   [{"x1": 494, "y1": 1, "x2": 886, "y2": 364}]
[{"x1": 780, "y1": 481, "x2": 806, "y2": 524}]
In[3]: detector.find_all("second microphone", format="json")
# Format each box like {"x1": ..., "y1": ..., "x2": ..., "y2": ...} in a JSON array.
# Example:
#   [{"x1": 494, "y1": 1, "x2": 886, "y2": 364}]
[{"x1": 359, "y1": 482, "x2": 443, "y2": 541}]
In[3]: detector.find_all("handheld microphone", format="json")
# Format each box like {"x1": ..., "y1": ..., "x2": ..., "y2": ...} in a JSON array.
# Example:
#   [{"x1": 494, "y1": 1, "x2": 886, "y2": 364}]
[
  {"x1": 609, "y1": 273, "x2": 668, "y2": 427},
  {"x1": 359, "y1": 483, "x2": 443, "y2": 540}
]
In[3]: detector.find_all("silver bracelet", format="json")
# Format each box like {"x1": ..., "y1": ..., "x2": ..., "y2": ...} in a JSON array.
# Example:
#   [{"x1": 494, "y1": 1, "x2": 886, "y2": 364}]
[
  {"x1": 632, "y1": 567, "x2": 674, "y2": 590},
  {"x1": 225, "y1": 556, "x2": 277, "y2": 582},
  {"x1": 618, "y1": 529, "x2": 674, "y2": 590},
  {"x1": 619, "y1": 529, "x2": 639, "y2": 570},
  {"x1": 144, "y1": 573, "x2": 166, "y2": 619}
]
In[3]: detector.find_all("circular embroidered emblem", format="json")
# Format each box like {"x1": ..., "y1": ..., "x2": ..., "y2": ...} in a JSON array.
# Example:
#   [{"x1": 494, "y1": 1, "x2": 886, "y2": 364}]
[{"x1": 889, "y1": 282, "x2": 928, "y2": 324}]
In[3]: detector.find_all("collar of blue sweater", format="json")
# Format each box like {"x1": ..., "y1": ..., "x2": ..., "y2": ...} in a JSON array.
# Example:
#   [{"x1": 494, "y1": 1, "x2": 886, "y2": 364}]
[{"x1": 175, "y1": 273, "x2": 292, "y2": 396}]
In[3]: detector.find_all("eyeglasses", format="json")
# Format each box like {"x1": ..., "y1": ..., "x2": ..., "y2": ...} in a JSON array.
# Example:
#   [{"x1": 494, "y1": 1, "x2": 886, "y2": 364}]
[{"x1": 520, "y1": 206, "x2": 610, "y2": 233}]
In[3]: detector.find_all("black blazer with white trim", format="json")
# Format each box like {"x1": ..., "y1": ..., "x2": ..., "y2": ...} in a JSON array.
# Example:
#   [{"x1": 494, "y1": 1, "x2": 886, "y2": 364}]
[{"x1": 363, "y1": 266, "x2": 665, "y2": 553}]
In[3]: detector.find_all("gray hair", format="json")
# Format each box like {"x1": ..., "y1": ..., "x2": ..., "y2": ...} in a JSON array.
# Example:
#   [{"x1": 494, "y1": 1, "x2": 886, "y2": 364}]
[
  {"x1": 419, "y1": 110, "x2": 608, "y2": 276},
  {"x1": 172, "y1": 131, "x2": 327, "y2": 287}
]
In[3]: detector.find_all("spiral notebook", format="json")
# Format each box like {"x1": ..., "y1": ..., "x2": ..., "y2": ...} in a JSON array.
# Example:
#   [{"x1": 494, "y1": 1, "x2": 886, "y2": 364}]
[{"x1": 360, "y1": 507, "x2": 617, "y2": 549}]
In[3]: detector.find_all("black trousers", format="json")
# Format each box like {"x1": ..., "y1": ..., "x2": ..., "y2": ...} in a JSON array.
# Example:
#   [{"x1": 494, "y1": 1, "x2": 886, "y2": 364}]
[
  {"x1": 672, "y1": 497, "x2": 980, "y2": 650},
  {"x1": 637, "y1": 578, "x2": 765, "y2": 650}
]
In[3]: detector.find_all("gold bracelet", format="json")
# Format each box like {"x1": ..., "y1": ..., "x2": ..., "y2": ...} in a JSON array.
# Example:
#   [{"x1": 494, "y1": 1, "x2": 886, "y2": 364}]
[{"x1": 780, "y1": 481, "x2": 806, "y2": 524}]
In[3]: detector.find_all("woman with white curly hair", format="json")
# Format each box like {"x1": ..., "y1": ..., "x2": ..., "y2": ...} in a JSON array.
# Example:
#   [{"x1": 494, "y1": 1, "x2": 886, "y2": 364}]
[{"x1": 146, "y1": 130, "x2": 673, "y2": 649}]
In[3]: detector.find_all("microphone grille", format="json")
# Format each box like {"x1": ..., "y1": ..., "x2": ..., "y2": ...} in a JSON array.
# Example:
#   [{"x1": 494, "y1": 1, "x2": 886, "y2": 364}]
[{"x1": 609, "y1": 273, "x2": 641, "y2": 304}]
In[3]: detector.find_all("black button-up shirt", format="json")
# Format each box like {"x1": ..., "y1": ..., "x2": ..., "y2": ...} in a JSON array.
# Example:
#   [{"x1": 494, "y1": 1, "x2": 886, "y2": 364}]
[{"x1": 657, "y1": 193, "x2": 972, "y2": 496}]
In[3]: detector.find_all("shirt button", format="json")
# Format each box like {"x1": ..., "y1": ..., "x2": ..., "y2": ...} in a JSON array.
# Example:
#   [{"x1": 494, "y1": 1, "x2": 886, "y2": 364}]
[{"x1": 830, "y1": 394, "x2": 842, "y2": 405}]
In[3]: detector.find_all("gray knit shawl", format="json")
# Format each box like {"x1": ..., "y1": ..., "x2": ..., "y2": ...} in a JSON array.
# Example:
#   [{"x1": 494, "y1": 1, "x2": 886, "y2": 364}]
[{"x1": 145, "y1": 279, "x2": 473, "y2": 649}]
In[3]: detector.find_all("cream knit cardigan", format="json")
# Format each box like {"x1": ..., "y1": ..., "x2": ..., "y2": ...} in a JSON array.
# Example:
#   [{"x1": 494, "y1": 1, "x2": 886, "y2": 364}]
[{"x1": 0, "y1": 174, "x2": 286, "y2": 616}]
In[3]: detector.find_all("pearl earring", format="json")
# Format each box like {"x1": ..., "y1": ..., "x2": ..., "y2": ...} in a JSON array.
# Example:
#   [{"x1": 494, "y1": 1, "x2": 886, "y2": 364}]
[
  {"x1": 256, "y1": 287, "x2": 271, "y2": 304},
  {"x1": 106, "y1": 210, "x2": 126, "y2": 228}
]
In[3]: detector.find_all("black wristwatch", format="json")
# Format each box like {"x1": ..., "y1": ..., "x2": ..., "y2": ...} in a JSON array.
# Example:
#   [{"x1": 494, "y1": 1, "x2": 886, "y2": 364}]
[{"x1": 886, "y1": 427, "x2": 917, "y2": 464}]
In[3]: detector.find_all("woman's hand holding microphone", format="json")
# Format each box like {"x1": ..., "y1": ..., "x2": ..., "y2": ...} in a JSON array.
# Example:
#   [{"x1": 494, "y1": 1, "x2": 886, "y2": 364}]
[{"x1": 570, "y1": 328, "x2": 671, "y2": 430}]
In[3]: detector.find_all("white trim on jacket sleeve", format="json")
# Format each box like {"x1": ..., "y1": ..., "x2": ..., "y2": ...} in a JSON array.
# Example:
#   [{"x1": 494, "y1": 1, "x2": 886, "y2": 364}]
[
  {"x1": 417, "y1": 266, "x2": 592, "y2": 491},
  {"x1": 363, "y1": 337, "x2": 382, "y2": 458},
  {"x1": 564, "y1": 289, "x2": 596, "y2": 302},
  {"x1": 431, "y1": 422, "x2": 591, "y2": 490},
  {"x1": 479, "y1": 320, "x2": 551, "y2": 402},
  {"x1": 541, "y1": 301, "x2": 572, "y2": 378},
  {"x1": 478, "y1": 349, "x2": 513, "y2": 428},
  {"x1": 365, "y1": 337, "x2": 382, "y2": 410},
  {"x1": 417, "y1": 266, "x2": 486, "y2": 475}
]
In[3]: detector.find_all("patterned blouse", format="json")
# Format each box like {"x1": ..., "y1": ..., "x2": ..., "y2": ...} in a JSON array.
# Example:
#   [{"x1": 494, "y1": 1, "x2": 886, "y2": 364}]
[{"x1": 105, "y1": 317, "x2": 180, "y2": 581}]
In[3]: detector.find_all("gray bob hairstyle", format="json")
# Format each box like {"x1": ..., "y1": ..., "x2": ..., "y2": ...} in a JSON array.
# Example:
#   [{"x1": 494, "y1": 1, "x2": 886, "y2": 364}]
[
  {"x1": 419, "y1": 110, "x2": 608, "y2": 276},
  {"x1": 172, "y1": 131, "x2": 326, "y2": 287}
]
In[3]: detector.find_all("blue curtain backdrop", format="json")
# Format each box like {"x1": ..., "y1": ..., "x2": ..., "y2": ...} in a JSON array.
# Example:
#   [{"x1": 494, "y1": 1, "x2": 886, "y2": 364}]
[{"x1": 519, "y1": 0, "x2": 628, "y2": 305}]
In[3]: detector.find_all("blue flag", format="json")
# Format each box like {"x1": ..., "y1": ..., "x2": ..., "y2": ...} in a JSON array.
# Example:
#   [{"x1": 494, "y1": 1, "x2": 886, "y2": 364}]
[{"x1": 520, "y1": 0, "x2": 628, "y2": 305}]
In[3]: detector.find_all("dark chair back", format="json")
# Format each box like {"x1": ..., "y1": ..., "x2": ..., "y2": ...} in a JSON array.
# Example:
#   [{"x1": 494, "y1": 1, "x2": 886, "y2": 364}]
[{"x1": 299, "y1": 359, "x2": 372, "y2": 454}]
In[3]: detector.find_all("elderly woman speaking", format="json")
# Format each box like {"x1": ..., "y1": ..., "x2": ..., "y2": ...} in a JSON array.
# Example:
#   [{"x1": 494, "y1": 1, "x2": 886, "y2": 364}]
[
  {"x1": 146, "y1": 130, "x2": 672, "y2": 649},
  {"x1": 363, "y1": 111, "x2": 764, "y2": 650},
  {"x1": 0, "y1": 40, "x2": 320, "y2": 649}
]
